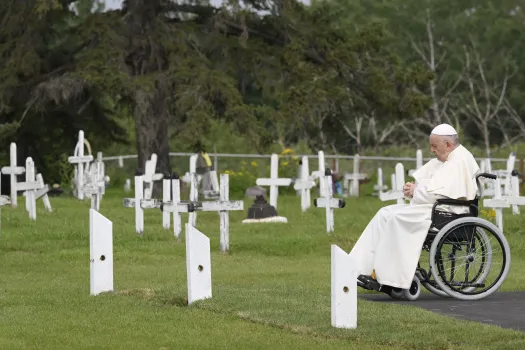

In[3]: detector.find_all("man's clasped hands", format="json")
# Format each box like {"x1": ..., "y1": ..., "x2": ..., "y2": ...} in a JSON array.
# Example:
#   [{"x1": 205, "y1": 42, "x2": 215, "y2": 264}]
[{"x1": 403, "y1": 182, "x2": 417, "y2": 198}]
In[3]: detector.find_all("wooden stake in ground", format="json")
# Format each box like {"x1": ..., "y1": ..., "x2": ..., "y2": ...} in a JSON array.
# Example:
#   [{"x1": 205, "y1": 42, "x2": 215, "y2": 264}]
[
  {"x1": 90, "y1": 209, "x2": 114, "y2": 296},
  {"x1": 331, "y1": 244, "x2": 357, "y2": 329},
  {"x1": 186, "y1": 223, "x2": 212, "y2": 305}
]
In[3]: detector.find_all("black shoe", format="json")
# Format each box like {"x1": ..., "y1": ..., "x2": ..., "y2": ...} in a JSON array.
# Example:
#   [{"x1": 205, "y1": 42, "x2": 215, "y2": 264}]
[
  {"x1": 357, "y1": 274, "x2": 381, "y2": 291},
  {"x1": 358, "y1": 275, "x2": 395, "y2": 295}
]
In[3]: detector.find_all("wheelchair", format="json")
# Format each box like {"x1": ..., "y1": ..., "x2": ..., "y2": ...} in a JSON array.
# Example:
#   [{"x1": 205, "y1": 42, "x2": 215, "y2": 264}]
[{"x1": 358, "y1": 172, "x2": 512, "y2": 301}]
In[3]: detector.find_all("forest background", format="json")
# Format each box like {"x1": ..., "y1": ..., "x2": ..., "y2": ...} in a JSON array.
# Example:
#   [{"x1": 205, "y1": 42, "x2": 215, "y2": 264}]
[{"x1": 1, "y1": 0, "x2": 524, "y2": 188}]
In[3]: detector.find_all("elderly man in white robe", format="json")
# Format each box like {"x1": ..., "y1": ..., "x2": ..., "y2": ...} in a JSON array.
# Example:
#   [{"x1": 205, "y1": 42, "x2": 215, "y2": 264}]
[{"x1": 350, "y1": 123, "x2": 480, "y2": 294}]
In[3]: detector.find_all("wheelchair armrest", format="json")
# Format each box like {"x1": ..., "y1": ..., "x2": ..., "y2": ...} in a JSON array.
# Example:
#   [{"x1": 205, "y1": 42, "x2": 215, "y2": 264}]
[
  {"x1": 435, "y1": 199, "x2": 473, "y2": 207},
  {"x1": 431, "y1": 199, "x2": 478, "y2": 223}
]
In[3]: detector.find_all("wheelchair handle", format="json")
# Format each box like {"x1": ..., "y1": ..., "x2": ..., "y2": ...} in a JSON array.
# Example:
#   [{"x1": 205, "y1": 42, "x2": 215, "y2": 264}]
[{"x1": 476, "y1": 173, "x2": 497, "y2": 180}]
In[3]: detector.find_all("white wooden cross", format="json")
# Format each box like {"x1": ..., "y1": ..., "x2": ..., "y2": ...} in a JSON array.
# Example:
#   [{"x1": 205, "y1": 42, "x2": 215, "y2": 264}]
[
  {"x1": 123, "y1": 176, "x2": 192, "y2": 237},
  {"x1": 373, "y1": 167, "x2": 388, "y2": 196},
  {"x1": 18, "y1": 158, "x2": 52, "y2": 220},
  {"x1": 408, "y1": 149, "x2": 423, "y2": 177},
  {"x1": 510, "y1": 171, "x2": 523, "y2": 215},
  {"x1": 379, "y1": 163, "x2": 406, "y2": 205},
  {"x1": 483, "y1": 176, "x2": 507, "y2": 232},
  {"x1": 162, "y1": 173, "x2": 171, "y2": 229},
  {"x1": 483, "y1": 172, "x2": 525, "y2": 232},
  {"x1": 68, "y1": 130, "x2": 94, "y2": 200},
  {"x1": 123, "y1": 170, "x2": 145, "y2": 234},
  {"x1": 153, "y1": 172, "x2": 184, "y2": 238},
  {"x1": 311, "y1": 151, "x2": 327, "y2": 197},
  {"x1": 485, "y1": 153, "x2": 516, "y2": 197},
  {"x1": 164, "y1": 173, "x2": 243, "y2": 252},
  {"x1": 0, "y1": 143, "x2": 25, "y2": 208},
  {"x1": 501, "y1": 153, "x2": 516, "y2": 196},
  {"x1": 344, "y1": 154, "x2": 367, "y2": 197},
  {"x1": 143, "y1": 153, "x2": 163, "y2": 200},
  {"x1": 479, "y1": 159, "x2": 494, "y2": 197},
  {"x1": 314, "y1": 170, "x2": 345, "y2": 233},
  {"x1": 255, "y1": 153, "x2": 292, "y2": 209},
  {"x1": 293, "y1": 156, "x2": 315, "y2": 212},
  {"x1": 82, "y1": 153, "x2": 106, "y2": 210}
]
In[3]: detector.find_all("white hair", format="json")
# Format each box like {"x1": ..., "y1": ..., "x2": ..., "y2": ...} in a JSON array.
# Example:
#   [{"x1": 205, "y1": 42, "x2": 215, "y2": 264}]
[{"x1": 442, "y1": 134, "x2": 459, "y2": 146}]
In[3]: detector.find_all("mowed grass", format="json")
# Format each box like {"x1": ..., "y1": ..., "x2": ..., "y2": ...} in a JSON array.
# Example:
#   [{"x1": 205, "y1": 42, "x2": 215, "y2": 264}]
[{"x1": 1, "y1": 189, "x2": 525, "y2": 349}]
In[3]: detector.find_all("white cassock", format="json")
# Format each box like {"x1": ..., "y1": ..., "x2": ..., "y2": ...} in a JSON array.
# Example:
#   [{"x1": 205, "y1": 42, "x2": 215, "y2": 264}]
[{"x1": 348, "y1": 145, "x2": 480, "y2": 289}]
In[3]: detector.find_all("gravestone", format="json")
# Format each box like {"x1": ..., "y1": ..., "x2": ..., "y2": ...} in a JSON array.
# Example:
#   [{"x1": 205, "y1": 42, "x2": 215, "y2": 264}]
[
  {"x1": 242, "y1": 195, "x2": 287, "y2": 223},
  {"x1": 245, "y1": 186, "x2": 267, "y2": 198}
]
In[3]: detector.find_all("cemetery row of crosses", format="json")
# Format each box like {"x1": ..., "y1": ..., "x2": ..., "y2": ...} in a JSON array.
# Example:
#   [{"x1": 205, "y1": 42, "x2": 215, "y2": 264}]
[{"x1": 0, "y1": 129, "x2": 522, "y2": 329}]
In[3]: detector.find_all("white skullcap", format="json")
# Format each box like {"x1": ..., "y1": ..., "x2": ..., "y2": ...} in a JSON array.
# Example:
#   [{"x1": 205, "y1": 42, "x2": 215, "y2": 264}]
[{"x1": 431, "y1": 123, "x2": 457, "y2": 136}]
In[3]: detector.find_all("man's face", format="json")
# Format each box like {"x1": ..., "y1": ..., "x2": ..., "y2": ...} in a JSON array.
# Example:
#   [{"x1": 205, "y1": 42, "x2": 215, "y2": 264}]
[{"x1": 429, "y1": 134, "x2": 452, "y2": 162}]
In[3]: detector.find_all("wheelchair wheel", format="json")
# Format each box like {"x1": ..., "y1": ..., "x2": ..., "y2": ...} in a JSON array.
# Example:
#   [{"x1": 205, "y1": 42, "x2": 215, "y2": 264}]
[
  {"x1": 429, "y1": 217, "x2": 511, "y2": 301},
  {"x1": 388, "y1": 276, "x2": 421, "y2": 301}
]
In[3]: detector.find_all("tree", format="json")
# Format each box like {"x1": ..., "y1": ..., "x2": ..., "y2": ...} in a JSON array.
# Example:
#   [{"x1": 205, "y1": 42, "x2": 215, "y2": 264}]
[{"x1": 0, "y1": 0, "x2": 127, "y2": 184}]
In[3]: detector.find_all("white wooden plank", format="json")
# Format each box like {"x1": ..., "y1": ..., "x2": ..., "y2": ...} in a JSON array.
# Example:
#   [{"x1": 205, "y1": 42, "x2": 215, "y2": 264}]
[
  {"x1": 186, "y1": 224, "x2": 212, "y2": 304},
  {"x1": 331, "y1": 245, "x2": 357, "y2": 329},
  {"x1": 90, "y1": 209, "x2": 114, "y2": 296}
]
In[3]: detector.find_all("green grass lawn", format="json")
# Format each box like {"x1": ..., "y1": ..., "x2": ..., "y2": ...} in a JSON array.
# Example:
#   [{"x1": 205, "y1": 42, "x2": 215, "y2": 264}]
[{"x1": 1, "y1": 190, "x2": 525, "y2": 349}]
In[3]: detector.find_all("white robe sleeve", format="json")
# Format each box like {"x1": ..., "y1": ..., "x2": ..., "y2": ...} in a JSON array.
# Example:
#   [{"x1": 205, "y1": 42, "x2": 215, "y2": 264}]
[{"x1": 410, "y1": 184, "x2": 446, "y2": 205}]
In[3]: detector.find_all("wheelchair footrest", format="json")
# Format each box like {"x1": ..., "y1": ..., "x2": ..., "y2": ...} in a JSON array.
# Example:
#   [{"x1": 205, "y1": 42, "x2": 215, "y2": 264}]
[{"x1": 357, "y1": 274, "x2": 393, "y2": 294}]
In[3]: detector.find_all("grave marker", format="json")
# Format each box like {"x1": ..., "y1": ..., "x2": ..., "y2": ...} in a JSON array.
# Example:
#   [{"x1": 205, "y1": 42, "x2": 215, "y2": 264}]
[
  {"x1": 163, "y1": 173, "x2": 243, "y2": 252},
  {"x1": 483, "y1": 176, "x2": 506, "y2": 231},
  {"x1": 256, "y1": 153, "x2": 292, "y2": 209},
  {"x1": 314, "y1": 170, "x2": 345, "y2": 233},
  {"x1": 379, "y1": 163, "x2": 406, "y2": 204},
  {"x1": 373, "y1": 167, "x2": 388, "y2": 196},
  {"x1": 344, "y1": 154, "x2": 367, "y2": 197},
  {"x1": 408, "y1": 149, "x2": 423, "y2": 177},
  {"x1": 162, "y1": 173, "x2": 171, "y2": 229},
  {"x1": 311, "y1": 151, "x2": 327, "y2": 197},
  {"x1": 89, "y1": 209, "x2": 114, "y2": 296},
  {"x1": 0, "y1": 143, "x2": 25, "y2": 208},
  {"x1": 68, "y1": 131, "x2": 94, "y2": 200},
  {"x1": 143, "y1": 154, "x2": 163, "y2": 200},
  {"x1": 186, "y1": 224, "x2": 212, "y2": 304},
  {"x1": 17, "y1": 158, "x2": 49, "y2": 221},
  {"x1": 293, "y1": 156, "x2": 315, "y2": 212},
  {"x1": 331, "y1": 245, "x2": 357, "y2": 329}
]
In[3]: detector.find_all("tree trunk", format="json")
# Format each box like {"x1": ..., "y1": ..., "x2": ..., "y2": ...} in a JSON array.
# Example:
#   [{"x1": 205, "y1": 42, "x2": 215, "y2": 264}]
[
  {"x1": 134, "y1": 88, "x2": 171, "y2": 198},
  {"x1": 482, "y1": 123, "x2": 491, "y2": 158}
]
